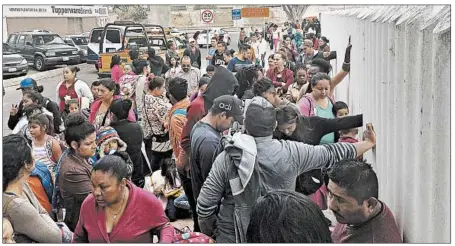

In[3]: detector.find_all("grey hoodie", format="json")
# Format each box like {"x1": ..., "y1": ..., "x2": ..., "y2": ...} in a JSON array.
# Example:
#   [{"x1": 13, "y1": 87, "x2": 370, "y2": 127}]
[{"x1": 197, "y1": 127, "x2": 357, "y2": 243}]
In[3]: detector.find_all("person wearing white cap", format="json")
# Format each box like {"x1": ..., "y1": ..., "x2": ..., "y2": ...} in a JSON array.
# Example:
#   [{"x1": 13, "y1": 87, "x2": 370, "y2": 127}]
[{"x1": 183, "y1": 38, "x2": 201, "y2": 69}]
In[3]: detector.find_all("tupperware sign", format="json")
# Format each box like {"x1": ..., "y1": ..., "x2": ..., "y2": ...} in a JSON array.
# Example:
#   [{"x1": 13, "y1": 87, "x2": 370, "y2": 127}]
[
  {"x1": 3, "y1": 5, "x2": 108, "y2": 17},
  {"x1": 51, "y1": 6, "x2": 93, "y2": 15}
]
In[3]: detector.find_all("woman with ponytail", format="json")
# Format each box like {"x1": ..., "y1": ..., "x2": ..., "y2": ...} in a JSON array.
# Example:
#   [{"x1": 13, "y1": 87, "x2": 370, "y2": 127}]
[{"x1": 110, "y1": 99, "x2": 147, "y2": 188}]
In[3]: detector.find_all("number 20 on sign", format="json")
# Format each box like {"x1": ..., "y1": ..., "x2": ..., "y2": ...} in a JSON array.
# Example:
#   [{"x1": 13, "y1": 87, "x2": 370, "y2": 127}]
[{"x1": 201, "y1": 9, "x2": 214, "y2": 24}]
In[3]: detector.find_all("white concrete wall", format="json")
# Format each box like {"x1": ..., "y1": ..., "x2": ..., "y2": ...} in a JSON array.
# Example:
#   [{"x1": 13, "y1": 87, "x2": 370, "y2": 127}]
[{"x1": 321, "y1": 5, "x2": 450, "y2": 243}]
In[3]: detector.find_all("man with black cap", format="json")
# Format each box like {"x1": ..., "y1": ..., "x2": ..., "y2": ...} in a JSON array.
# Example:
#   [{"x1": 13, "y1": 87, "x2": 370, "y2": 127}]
[
  {"x1": 197, "y1": 97, "x2": 377, "y2": 243},
  {"x1": 9, "y1": 78, "x2": 62, "y2": 133},
  {"x1": 178, "y1": 66, "x2": 239, "y2": 232},
  {"x1": 190, "y1": 95, "x2": 244, "y2": 203}
]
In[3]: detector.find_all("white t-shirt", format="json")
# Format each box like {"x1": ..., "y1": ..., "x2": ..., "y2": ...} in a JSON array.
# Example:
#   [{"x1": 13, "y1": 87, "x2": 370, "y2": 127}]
[{"x1": 272, "y1": 30, "x2": 280, "y2": 40}]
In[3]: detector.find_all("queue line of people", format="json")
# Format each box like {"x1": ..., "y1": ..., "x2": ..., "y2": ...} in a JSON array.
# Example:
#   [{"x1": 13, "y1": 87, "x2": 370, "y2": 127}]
[{"x1": 3, "y1": 23, "x2": 403, "y2": 244}]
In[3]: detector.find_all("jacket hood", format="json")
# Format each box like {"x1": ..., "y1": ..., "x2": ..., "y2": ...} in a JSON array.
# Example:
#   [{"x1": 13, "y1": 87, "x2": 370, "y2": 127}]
[
  {"x1": 202, "y1": 66, "x2": 238, "y2": 108},
  {"x1": 98, "y1": 136, "x2": 127, "y2": 158},
  {"x1": 224, "y1": 132, "x2": 257, "y2": 196}
]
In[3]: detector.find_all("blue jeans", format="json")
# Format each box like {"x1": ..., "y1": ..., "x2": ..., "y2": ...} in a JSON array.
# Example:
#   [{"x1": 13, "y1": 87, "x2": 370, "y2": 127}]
[{"x1": 174, "y1": 193, "x2": 190, "y2": 211}]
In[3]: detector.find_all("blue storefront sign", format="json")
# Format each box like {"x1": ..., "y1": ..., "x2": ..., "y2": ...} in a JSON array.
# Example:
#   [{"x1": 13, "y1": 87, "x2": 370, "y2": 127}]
[{"x1": 232, "y1": 9, "x2": 241, "y2": 20}]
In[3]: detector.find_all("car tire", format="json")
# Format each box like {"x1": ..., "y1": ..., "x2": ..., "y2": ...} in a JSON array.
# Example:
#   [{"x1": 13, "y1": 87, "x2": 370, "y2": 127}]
[
  {"x1": 34, "y1": 56, "x2": 46, "y2": 71},
  {"x1": 95, "y1": 64, "x2": 99, "y2": 70},
  {"x1": 199, "y1": 44, "x2": 203, "y2": 48}
]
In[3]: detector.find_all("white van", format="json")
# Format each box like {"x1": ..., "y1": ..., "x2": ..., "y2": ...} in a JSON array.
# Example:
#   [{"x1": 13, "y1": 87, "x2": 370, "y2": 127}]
[{"x1": 87, "y1": 25, "x2": 131, "y2": 70}]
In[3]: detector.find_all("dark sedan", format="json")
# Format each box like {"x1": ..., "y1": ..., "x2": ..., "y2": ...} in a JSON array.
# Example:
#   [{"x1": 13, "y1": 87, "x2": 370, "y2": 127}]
[{"x1": 3, "y1": 43, "x2": 28, "y2": 77}]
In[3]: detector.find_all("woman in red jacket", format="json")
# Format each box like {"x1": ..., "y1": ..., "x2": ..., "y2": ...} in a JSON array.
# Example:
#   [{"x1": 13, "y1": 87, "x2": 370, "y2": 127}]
[
  {"x1": 265, "y1": 53, "x2": 294, "y2": 93},
  {"x1": 73, "y1": 155, "x2": 175, "y2": 243}
]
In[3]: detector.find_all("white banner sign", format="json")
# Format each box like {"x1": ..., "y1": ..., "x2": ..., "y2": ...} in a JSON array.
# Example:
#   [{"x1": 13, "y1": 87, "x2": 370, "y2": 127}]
[{"x1": 3, "y1": 5, "x2": 108, "y2": 18}]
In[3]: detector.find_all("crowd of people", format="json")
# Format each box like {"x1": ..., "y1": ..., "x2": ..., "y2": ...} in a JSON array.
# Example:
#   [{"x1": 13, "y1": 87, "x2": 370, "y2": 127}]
[{"x1": 3, "y1": 18, "x2": 403, "y2": 244}]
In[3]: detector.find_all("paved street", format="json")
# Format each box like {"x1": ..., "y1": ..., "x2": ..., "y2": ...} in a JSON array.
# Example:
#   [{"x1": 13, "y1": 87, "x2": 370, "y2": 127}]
[{"x1": 2, "y1": 31, "x2": 242, "y2": 133}]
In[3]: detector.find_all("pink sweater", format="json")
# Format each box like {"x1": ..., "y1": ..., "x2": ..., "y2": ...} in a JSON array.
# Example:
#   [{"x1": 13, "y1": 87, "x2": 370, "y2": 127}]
[
  {"x1": 111, "y1": 65, "x2": 123, "y2": 84},
  {"x1": 72, "y1": 180, "x2": 175, "y2": 243}
]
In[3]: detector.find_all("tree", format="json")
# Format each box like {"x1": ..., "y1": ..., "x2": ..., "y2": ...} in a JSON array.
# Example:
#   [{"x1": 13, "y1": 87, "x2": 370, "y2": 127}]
[
  {"x1": 282, "y1": 5, "x2": 310, "y2": 23},
  {"x1": 113, "y1": 5, "x2": 148, "y2": 23}
]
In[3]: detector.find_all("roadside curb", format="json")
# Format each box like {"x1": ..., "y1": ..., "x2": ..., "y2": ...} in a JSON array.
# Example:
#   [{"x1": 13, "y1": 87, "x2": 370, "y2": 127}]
[{"x1": 3, "y1": 63, "x2": 92, "y2": 88}]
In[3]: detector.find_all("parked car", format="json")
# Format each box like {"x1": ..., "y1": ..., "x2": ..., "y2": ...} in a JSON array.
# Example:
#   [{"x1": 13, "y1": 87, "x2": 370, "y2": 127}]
[
  {"x1": 63, "y1": 35, "x2": 89, "y2": 63},
  {"x1": 196, "y1": 28, "x2": 231, "y2": 47},
  {"x1": 2, "y1": 43, "x2": 28, "y2": 77},
  {"x1": 6, "y1": 31, "x2": 80, "y2": 71}
]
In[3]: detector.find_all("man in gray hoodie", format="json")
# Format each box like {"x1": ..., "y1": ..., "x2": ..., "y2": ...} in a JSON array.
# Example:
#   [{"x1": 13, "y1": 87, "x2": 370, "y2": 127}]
[{"x1": 197, "y1": 97, "x2": 376, "y2": 243}]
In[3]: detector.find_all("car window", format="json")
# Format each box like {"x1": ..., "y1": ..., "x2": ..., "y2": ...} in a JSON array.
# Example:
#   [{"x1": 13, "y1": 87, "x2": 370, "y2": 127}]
[
  {"x1": 126, "y1": 37, "x2": 148, "y2": 49},
  {"x1": 105, "y1": 30, "x2": 121, "y2": 43},
  {"x1": 8, "y1": 34, "x2": 17, "y2": 45},
  {"x1": 72, "y1": 37, "x2": 88, "y2": 45},
  {"x1": 32, "y1": 35, "x2": 65, "y2": 45},
  {"x1": 3, "y1": 43, "x2": 15, "y2": 53},
  {"x1": 17, "y1": 35, "x2": 26, "y2": 45},
  {"x1": 90, "y1": 29, "x2": 103, "y2": 43},
  {"x1": 25, "y1": 35, "x2": 33, "y2": 44},
  {"x1": 149, "y1": 38, "x2": 166, "y2": 49}
]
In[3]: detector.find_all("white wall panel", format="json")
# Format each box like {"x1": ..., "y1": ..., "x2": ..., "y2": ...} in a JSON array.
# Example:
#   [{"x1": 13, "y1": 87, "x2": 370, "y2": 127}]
[{"x1": 321, "y1": 5, "x2": 450, "y2": 243}]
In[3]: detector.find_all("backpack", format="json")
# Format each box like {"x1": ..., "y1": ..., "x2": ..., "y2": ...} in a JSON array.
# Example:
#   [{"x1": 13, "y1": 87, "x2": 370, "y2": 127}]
[
  {"x1": 44, "y1": 135, "x2": 56, "y2": 164},
  {"x1": 119, "y1": 73, "x2": 139, "y2": 99},
  {"x1": 173, "y1": 228, "x2": 215, "y2": 243},
  {"x1": 30, "y1": 161, "x2": 54, "y2": 202}
]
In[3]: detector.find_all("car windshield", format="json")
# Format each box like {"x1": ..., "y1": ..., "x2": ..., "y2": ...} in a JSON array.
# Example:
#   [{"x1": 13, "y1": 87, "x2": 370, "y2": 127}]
[
  {"x1": 33, "y1": 35, "x2": 65, "y2": 45},
  {"x1": 3, "y1": 44, "x2": 15, "y2": 53},
  {"x1": 71, "y1": 37, "x2": 88, "y2": 45}
]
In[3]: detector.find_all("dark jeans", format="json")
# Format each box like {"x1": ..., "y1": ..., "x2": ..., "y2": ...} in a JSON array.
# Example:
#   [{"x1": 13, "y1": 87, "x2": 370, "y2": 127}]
[
  {"x1": 178, "y1": 171, "x2": 200, "y2": 232},
  {"x1": 148, "y1": 149, "x2": 172, "y2": 172}
]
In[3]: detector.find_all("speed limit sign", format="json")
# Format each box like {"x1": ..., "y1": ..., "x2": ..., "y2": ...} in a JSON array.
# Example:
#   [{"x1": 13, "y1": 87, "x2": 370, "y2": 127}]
[{"x1": 201, "y1": 9, "x2": 214, "y2": 24}]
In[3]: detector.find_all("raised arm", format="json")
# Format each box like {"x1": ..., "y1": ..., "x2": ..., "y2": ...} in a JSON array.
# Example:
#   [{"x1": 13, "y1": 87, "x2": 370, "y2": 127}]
[
  {"x1": 290, "y1": 124, "x2": 375, "y2": 174},
  {"x1": 330, "y1": 42, "x2": 352, "y2": 96}
]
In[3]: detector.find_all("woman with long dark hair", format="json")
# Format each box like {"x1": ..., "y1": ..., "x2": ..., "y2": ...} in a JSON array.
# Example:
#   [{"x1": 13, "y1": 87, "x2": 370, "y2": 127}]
[
  {"x1": 148, "y1": 48, "x2": 167, "y2": 76},
  {"x1": 9, "y1": 78, "x2": 63, "y2": 134},
  {"x1": 110, "y1": 99, "x2": 147, "y2": 188},
  {"x1": 88, "y1": 78, "x2": 136, "y2": 130},
  {"x1": 3, "y1": 134, "x2": 67, "y2": 243},
  {"x1": 110, "y1": 55, "x2": 124, "y2": 84}
]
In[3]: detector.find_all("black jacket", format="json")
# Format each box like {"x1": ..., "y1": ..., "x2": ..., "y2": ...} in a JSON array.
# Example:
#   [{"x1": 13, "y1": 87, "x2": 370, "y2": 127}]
[
  {"x1": 8, "y1": 97, "x2": 62, "y2": 134},
  {"x1": 183, "y1": 47, "x2": 202, "y2": 69},
  {"x1": 111, "y1": 119, "x2": 147, "y2": 187},
  {"x1": 211, "y1": 50, "x2": 226, "y2": 67},
  {"x1": 274, "y1": 114, "x2": 363, "y2": 194},
  {"x1": 148, "y1": 56, "x2": 169, "y2": 77}
]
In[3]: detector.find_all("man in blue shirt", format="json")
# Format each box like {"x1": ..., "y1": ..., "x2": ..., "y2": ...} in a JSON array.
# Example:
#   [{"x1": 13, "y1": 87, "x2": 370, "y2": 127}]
[
  {"x1": 227, "y1": 45, "x2": 252, "y2": 72},
  {"x1": 206, "y1": 37, "x2": 217, "y2": 66}
]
